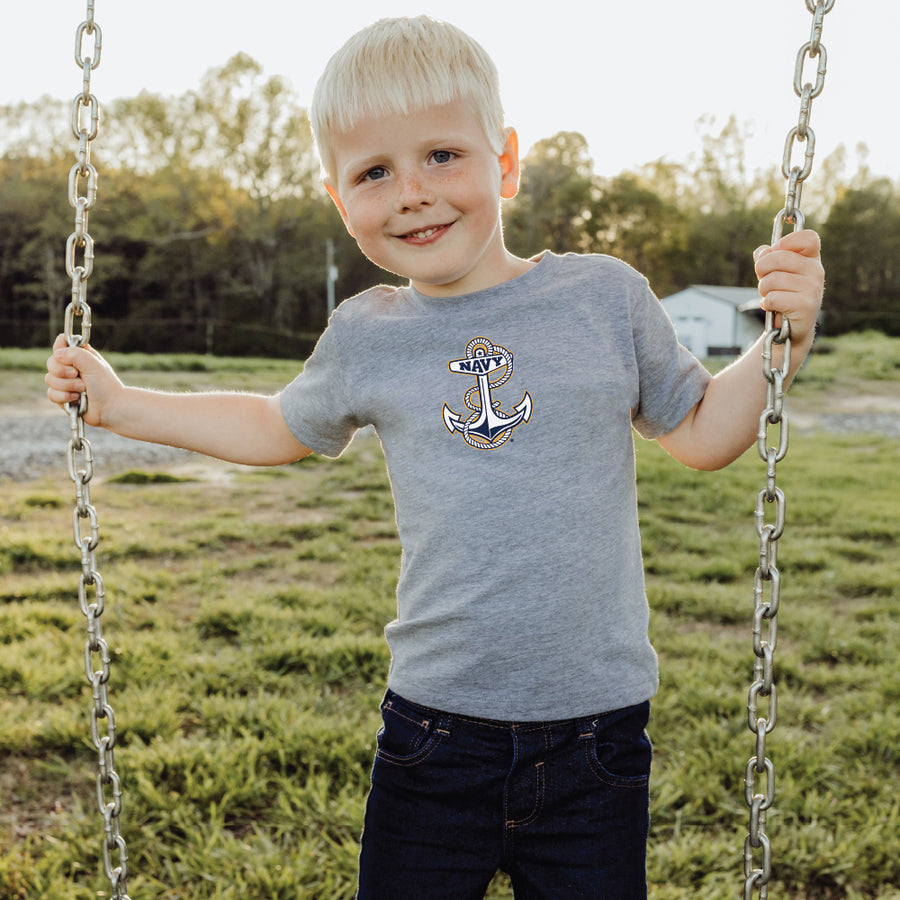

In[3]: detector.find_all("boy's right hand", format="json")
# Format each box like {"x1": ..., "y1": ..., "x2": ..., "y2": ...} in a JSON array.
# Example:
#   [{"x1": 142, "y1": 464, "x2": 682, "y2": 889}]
[{"x1": 45, "y1": 333, "x2": 124, "y2": 428}]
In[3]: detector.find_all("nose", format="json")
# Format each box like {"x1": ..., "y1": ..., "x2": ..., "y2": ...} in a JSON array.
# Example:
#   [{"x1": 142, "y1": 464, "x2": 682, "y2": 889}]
[{"x1": 394, "y1": 170, "x2": 434, "y2": 212}]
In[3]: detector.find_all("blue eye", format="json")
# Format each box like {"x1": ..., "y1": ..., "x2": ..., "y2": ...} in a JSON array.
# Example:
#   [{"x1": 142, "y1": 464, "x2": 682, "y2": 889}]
[
  {"x1": 431, "y1": 150, "x2": 455, "y2": 164},
  {"x1": 364, "y1": 166, "x2": 388, "y2": 182}
]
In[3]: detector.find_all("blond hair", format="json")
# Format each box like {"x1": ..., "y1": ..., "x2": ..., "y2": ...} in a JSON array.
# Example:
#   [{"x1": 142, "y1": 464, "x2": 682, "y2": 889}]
[{"x1": 311, "y1": 16, "x2": 506, "y2": 179}]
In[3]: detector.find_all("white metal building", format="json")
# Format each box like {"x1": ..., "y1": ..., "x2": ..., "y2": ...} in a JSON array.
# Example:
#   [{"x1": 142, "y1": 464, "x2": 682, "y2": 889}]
[{"x1": 661, "y1": 285, "x2": 764, "y2": 357}]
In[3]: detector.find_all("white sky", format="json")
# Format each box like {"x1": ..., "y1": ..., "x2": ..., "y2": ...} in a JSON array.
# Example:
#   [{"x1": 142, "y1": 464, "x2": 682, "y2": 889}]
[{"x1": 5, "y1": 1, "x2": 898, "y2": 183}]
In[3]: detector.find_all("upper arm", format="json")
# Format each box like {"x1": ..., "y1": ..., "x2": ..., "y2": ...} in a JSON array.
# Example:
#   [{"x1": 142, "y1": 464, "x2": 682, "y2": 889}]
[
  {"x1": 655, "y1": 348, "x2": 768, "y2": 472},
  {"x1": 655, "y1": 399, "x2": 710, "y2": 469},
  {"x1": 261, "y1": 393, "x2": 314, "y2": 465}
]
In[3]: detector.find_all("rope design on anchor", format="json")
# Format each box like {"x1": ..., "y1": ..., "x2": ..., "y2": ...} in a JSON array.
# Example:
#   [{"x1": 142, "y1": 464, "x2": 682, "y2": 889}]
[{"x1": 459, "y1": 338, "x2": 517, "y2": 450}]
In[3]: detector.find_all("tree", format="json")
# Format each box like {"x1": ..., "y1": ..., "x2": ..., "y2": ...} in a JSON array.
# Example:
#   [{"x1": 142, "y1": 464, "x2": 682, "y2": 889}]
[
  {"x1": 822, "y1": 176, "x2": 900, "y2": 335},
  {"x1": 3, "y1": 89, "x2": 897, "y2": 351},
  {"x1": 0, "y1": 153, "x2": 71, "y2": 346},
  {"x1": 100, "y1": 56, "x2": 327, "y2": 343},
  {"x1": 0, "y1": 97, "x2": 86, "y2": 346},
  {"x1": 589, "y1": 168, "x2": 689, "y2": 298},
  {"x1": 188, "y1": 55, "x2": 330, "y2": 338},
  {"x1": 504, "y1": 132, "x2": 595, "y2": 257},
  {"x1": 681, "y1": 117, "x2": 786, "y2": 288}
]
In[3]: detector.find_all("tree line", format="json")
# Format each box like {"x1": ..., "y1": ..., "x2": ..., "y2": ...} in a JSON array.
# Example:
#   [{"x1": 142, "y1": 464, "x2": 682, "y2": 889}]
[{"x1": 1, "y1": 54, "x2": 898, "y2": 356}]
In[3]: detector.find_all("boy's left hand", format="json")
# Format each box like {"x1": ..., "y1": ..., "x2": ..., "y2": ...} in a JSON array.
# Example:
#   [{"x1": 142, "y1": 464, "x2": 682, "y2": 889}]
[{"x1": 753, "y1": 229, "x2": 824, "y2": 347}]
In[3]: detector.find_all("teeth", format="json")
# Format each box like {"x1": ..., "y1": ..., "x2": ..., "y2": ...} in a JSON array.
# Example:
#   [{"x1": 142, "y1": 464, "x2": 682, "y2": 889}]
[{"x1": 409, "y1": 227, "x2": 438, "y2": 239}]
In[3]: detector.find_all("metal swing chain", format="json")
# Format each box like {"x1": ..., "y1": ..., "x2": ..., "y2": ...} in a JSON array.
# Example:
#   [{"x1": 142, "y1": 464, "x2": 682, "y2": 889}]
[
  {"x1": 743, "y1": 2, "x2": 833, "y2": 898},
  {"x1": 64, "y1": 4, "x2": 132, "y2": 898}
]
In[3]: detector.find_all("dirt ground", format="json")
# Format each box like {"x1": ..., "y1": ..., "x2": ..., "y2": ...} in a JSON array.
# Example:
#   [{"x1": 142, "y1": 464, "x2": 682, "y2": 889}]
[{"x1": 3, "y1": 383, "x2": 899, "y2": 483}]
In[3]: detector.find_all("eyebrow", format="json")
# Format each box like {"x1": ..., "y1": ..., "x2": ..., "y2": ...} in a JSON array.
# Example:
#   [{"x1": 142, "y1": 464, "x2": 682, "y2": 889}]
[
  {"x1": 341, "y1": 154, "x2": 387, "y2": 180},
  {"x1": 339, "y1": 131, "x2": 478, "y2": 178}
]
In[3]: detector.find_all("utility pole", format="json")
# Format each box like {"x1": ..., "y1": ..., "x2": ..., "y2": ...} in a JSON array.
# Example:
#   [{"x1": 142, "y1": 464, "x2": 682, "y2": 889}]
[{"x1": 326, "y1": 239, "x2": 338, "y2": 319}]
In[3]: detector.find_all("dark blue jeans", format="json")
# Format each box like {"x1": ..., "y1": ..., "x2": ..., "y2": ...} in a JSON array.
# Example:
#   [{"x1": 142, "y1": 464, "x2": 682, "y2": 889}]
[{"x1": 357, "y1": 691, "x2": 652, "y2": 899}]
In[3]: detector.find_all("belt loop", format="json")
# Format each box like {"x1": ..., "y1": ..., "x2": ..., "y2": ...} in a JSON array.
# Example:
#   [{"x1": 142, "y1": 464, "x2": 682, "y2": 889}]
[{"x1": 576, "y1": 715, "x2": 595, "y2": 740}]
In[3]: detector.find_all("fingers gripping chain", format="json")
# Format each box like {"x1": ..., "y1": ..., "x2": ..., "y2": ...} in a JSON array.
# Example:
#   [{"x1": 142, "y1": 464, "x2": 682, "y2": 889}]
[
  {"x1": 744, "y1": 4, "x2": 833, "y2": 898},
  {"x1": 64, "y1": 4, "x2": 132, "y2": 898}
]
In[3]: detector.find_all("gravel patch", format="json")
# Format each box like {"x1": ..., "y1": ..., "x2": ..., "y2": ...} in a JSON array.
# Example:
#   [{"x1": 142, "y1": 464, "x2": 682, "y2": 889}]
[
  {"x1": 3, "y1": 405, "x2": 898, "y2": 483},
  {"x1": 813, "y1": 413, "x2": 900, "y2": 438},
  {"x1": 2, "y1": 414, "x2": 199, "y2": 482}
]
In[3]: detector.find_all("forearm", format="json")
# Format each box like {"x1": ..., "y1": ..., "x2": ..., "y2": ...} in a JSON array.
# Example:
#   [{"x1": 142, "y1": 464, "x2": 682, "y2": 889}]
[
  {"x1": 102, "y1": 387, "x2": 311, "y2": 466},
  {"x1": 660, "y1": 328, "x2": 813, "y2": 471},
  {"x1": 46, "y1": 337, "x2": 311, "y2": 465},
  {"x1": 659, "y1": 228, "x2": 823, "y2": 471}
]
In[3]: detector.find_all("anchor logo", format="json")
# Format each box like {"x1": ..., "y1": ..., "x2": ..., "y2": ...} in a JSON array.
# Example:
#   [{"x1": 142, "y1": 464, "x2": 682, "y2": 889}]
[{"x1": 442, "y1": 336, "x2": 532, "y2": 450}]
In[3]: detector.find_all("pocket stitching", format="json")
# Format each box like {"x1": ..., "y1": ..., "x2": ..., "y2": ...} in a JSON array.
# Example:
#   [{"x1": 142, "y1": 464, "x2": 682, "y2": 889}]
[
  {"x1": 376, "y1": 703, "x2": 449, "y2": 767},
  {"x1": 580, "y1": 729, "x2": 651, "y2": 788}
]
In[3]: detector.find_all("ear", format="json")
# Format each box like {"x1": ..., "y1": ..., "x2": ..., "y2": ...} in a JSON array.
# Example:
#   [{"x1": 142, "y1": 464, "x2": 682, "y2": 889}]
[
  {"x1": 324, "y1": 179, "x2": 355, "y2": 237},
  {"x1": 499, "y1": 128, "x2": 522, "y2": 200}
]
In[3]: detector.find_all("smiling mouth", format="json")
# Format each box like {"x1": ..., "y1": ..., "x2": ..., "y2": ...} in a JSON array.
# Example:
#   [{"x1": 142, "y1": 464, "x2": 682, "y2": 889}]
[{"x1": 398, "y1": 223, "x2": 452, "y2": 243}]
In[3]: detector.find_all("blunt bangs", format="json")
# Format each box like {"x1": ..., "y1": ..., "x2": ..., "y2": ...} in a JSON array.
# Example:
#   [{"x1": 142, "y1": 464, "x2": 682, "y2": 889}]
[{"x1": 312, "y1": 17, "x2": 506, "y2": 178}]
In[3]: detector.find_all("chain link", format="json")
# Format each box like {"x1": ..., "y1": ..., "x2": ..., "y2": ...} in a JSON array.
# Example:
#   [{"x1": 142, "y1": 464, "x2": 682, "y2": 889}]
[
  {"x1": 62, "y1": 4, "x2": 132, "y2": 899},
  {"x1": 744, "y1": 3, "x2": 833, "y2": 897}
]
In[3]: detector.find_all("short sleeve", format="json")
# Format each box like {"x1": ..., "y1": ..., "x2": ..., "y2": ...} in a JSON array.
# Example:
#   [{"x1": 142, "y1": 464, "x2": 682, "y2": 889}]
[
  {"x1": 279, "y1": 324, "x2": 362, "y2": 458},
  {"x1": 630, "y1": 284, "x2": 711, "y2": 440}
]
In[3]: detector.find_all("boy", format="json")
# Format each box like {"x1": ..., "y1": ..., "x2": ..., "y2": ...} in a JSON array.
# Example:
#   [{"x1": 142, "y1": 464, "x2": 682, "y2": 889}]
[{"x1": 46, "y1": 16, "x2": 824, "y2": 899}]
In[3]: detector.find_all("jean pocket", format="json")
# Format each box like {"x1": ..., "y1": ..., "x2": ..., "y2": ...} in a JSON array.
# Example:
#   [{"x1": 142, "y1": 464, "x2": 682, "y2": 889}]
[
  {"x1": 582, "y1": 701, "x2": 652, "y2": 787},
  {"x1": 375, "y1": 692, "x2": 450, "y2": 766}
]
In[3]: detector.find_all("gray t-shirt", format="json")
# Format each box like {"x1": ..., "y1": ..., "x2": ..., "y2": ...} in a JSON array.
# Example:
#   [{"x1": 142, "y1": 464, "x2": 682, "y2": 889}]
[{"x1": 280, "y1": 251, "x2": 711, "y2": 720}]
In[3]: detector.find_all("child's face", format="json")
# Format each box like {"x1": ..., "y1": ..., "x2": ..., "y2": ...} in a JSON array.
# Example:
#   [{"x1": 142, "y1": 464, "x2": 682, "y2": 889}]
[{"x1": 325, "y1": 100, "x2": 523, "y2": 297}]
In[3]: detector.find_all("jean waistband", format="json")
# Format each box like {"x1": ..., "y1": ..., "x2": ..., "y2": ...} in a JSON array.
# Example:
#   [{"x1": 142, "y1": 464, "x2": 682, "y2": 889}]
[{"x1": 383, "y1": 689, "x2": 650, "y2": 734}]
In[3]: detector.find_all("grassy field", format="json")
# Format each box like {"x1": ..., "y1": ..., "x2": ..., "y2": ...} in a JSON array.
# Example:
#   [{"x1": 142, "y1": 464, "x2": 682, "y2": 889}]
[{"x1": 1, "y1": 334, "x2": 898, "y2": 898}]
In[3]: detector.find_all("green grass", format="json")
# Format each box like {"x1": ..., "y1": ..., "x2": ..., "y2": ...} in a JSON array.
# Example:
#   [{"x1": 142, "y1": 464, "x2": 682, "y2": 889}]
[
  {"x1": 793, "y1": 330, "x2": 900, "y2": 387},
  {"x1": 1, "y1": 335, "x2": 899, "y2": 898},
  {"x1": 0, "y1": 348, "x2": 302, "y2": 406}
]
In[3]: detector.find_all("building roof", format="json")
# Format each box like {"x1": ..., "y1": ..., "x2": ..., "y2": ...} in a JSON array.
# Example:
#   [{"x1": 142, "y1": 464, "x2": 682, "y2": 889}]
[{"x1": 665, "y1": 285, "x2": 762, "y2": 313}]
